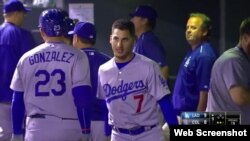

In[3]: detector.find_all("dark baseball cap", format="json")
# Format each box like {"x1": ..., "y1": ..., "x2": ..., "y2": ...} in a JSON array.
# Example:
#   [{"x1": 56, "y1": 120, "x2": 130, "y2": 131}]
[
  {"x1": 129, "y1": 5, "x2": 157, "y2": 20},
  {"x1": 68, "y1": 21, "x2": 96, "y2": 43},
  {"x1": 3, "y1": 0, "x2": 31, "y2": 13}
]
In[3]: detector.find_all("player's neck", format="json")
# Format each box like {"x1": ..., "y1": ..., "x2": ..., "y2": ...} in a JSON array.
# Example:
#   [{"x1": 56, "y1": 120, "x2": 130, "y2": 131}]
[
  {"x1": 5, "y1": 19, "x2": 19, "y2": 27},
  {"x1": 115, "y1": 53, "x2": 135, "y2": 63},
  {"x1": 45, "y1": 37, "x2": 65, "y2": 43},
  {"x1": 77, "y1": 43, "x2": 93, "y2": 49}
]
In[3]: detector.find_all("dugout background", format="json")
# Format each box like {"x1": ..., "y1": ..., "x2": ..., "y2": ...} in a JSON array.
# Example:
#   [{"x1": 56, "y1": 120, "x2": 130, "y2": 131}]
[{"x1": 0, "y1": 0, "x2": 249, "y2": 90}]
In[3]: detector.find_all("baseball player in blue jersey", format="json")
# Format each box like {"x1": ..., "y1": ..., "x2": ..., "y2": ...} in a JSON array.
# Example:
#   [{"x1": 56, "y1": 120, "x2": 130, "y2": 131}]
[
  {"x1": 10, "y1": 8, "x2": 91, "y2": 141},
  {"x1": 173, "y1": 13, "x2": 217, "y2": 116},
  {"x1": 97, "y1": 19, "x2": 178, "y2": 141},
  {"x1": 130, "y1": 5, "x2": 169, "y2": 80},
  {"x1": 0, "y1": 0, "x2": 35, "y2": 140},
  {"x1": 69, "y1": 21, "x2": 111, "y2": 141}
]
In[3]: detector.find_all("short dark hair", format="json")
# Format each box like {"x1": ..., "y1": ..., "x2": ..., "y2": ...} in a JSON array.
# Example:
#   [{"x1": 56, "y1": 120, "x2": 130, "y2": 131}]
[
  {"x1": 111, "y1": 19, "x2": 136, "y2": 38},
  {"x1": 189, "y1": 12, "x2": 212, "y2": 37},
  {"x1": 240, "y1": 17, "x2": 250, "y2": 39},
  {"x1": 79, "y1": 37, "x2": 96, "y2": 45}
]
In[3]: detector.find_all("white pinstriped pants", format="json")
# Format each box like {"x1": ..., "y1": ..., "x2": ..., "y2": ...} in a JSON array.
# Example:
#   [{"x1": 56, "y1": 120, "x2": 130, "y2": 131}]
[{"x1": 25, "y1": 116, "x2": 83, "y2": 141}]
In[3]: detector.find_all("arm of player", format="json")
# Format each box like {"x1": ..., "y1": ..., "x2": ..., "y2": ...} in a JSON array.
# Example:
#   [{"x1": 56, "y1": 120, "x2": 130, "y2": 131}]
[
  {"x1": 158, "y1": 94, "x2": 178, "y2": 125},
  {"x1": 196, "y1": 56, "x2": 214, "y2": 111},
  {"x1": 230, "y1": 86, "x2": 250, "y2": 105},
  {"x1": 11, "y1": 91, "x2": 25, "y2": 136},
  {"x1": 72, "y1": 86, "x2": 91, "y2": 134},
  {"x1": 197, "y1": 91, "x2": 208, "y2": 111}
]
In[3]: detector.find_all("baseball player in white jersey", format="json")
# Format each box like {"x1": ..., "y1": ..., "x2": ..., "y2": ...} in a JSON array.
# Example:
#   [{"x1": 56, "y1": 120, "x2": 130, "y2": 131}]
[
  {"x1": 97, "y1": 19, "x2": 178, "y2": 141},
  {"x1": 10, "y1": 8, "x2": 91, "y2": 141}
]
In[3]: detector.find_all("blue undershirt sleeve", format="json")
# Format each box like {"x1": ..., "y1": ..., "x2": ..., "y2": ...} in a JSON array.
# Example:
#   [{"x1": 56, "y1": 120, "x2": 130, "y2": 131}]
[
  {"x1": 11, "y1": 91, "x2": 25, "y2": 135},
  {"x1": 76, "y1": 108, "x2": 91, "y2": 134},
  {"x1": 72, "y1": 86, "x2": 91, "y2": 134},
  {"x1": 158, "y1": 95, "x2": 178, "y2": 125},
  {"x1": 103, "y1": 102, "x2": 111, "y2": 136}
]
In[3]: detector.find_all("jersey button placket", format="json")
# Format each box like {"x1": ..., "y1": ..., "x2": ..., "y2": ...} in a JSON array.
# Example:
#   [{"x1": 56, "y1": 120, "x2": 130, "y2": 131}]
[
  {"x1": 118, "y1": 71, "x2": 122, "y2": 81},
  {"x1": 118, "y1": 71, "x2": 126, "y2": 100}
]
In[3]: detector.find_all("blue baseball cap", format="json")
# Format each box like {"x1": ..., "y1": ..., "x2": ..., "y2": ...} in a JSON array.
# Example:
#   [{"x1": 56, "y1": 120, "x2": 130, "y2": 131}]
[
  {"x1": 129, "y1": 5, "x2": 157, "y2": 20},
  {"x1": 3, "y1": 0, "x2": 31, "y2": 13},
  {"x1": 68, "y1": 21, "x2": 96, "y2": 43}
]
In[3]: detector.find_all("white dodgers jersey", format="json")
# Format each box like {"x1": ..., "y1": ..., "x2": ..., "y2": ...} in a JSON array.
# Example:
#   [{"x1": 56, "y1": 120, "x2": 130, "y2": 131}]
[
  {"x1": 97, "y1": 53, "x2": 170, "y2": 128},
  {"x1": 10, "y1": 42, "x2": 91, "y2": 119}
]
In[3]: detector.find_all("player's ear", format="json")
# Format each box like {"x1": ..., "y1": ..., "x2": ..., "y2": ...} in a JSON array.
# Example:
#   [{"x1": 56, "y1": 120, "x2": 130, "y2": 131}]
[
  {"x1": 202, "y1": 29, "x2": 208, "y2": 37},
  {"x1": 109, "y1": 35, "x2": 112, "y2": 44},
  {"x1": 75, "y1": 35, "x2": 79, "y2": 43},
  {"x1": 39, "y1": 28, "x2": 42, "y2": 34},
  {"x1": 142, "y1": 17, "x2": 148, "y2": 25},
  {"x1": 72, "y1": 35, "x2": 77, "y2": 46},
  {"x1": 39, "y1": 28, "x2": 46, "y2": 40}
]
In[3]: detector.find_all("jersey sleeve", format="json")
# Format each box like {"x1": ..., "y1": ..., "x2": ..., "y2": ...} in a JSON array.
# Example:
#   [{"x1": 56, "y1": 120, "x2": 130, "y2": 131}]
[
  {"x1": 72, "y1": 52, "x2": 91, "y2": 88},
  {"x1": 96, "y1": 66, "x2": 106, "y2": 100},
  {"x1": 196, "y1": 55, "x2": 215, "y2": 91},
  {"x1": 10, "y1": 61, "x2": 24, "y2": 92},
  {"x1": 147, "y1": 62, "x2": 171, "y2": 100},
  {"x1": 222, "y1": 58, "x2": 249, "y2": 89}
]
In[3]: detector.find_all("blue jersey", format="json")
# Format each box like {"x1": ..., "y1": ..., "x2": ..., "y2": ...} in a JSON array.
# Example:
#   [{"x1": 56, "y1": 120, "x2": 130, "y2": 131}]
[
  {"x1": 81, "y1": 48, "x2": 110, "y2": 121},
  {"x1": 133, "y1": 31, "x2": 168, "y2": 67},
  {"x1": 173, "y1": 42, "x2": 217, "y2": 115},
  {"x1": 0, "y1": 22, "x2": 35, "y2": 102}
]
